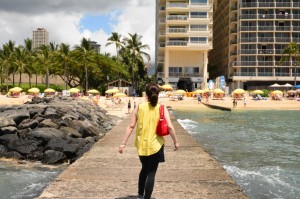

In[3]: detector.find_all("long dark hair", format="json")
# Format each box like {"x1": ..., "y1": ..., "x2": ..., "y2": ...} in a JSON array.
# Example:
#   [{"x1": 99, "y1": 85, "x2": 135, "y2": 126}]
[{"x1": 146, "y1": 83, "x2": 159, "y2": 107}]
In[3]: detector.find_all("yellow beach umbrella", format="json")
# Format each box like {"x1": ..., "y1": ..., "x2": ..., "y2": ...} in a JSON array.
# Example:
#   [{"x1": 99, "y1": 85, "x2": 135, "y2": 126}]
[
  {"x1": 113, "y1": 93, "x2": 127, "y2": 98},
  {"x1": 213, "y1": 88, "x2": 225, "y2": 94},
  {"x1": 44, "y1": 88, "x2": 55, "y2": 93},
  {"x1": 28, "y1": 88, "x2": 40, "y2": 93},
  {"x1": 233, "y1": 88, "x2": 245, "y2": 94},
  {"x1": 69, "y1": 88, "x2": 80, "y2": 93},
  {"x1": 161, "y1": 84, "x2": 173, "y2": 91},
  {"x1": 252, "y1": 90, "x2": 264, "y2": 94},
  {"x1": 9, "y1": 87, "x2": 23, "y2": 92},
  {"x1": 105, "y1": 88, "x2": 119, "y2": 94},
  {"x1": 87, "y1": 89, "x2": 99, "y2": 94},
  {"x1": 175, "y1": 89, "x2": 186, "y2": 94},
  {"x1": 203, "y1": 88, "x2": 210, "y2": 92},
  {"x1": 272, "y1": 90, "x2": 283, "y2": 95},
  {"x1": 193, "y1": 89, "x2": 205, "y2": 94}
]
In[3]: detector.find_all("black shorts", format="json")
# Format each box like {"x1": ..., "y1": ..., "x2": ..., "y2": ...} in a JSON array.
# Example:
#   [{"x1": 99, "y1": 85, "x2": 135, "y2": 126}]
[{"x1": 139, "y1": 145, "x2": 165, "y2": 163}]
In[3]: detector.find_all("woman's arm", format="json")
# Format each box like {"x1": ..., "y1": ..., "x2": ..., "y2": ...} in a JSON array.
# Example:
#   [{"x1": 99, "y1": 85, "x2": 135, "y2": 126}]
[
  {"x1": 163, "y1": 106, "x2": 179, "y2": 150},
  {"x1": 118, "y1": 106, "x2": 138, "y2": 153}
]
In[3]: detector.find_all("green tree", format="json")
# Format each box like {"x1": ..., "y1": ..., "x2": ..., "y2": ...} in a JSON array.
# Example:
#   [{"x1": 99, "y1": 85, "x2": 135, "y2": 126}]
[
  {"x1": 0, "y1": 45, "x2": 11, "y2": 91},
  {"x1": 280, "y1": 42, "x2": 300, "y2": 86},
  {"x1": 122, "y1": 33, "x2": 150, "y2": 89},
  {"x1": 36, "y1": 45, "x2": 52, "y2": 88},
  {"x1": 106, "y1": 32, "x2": 123, "y2": 59},
  {"x1": 24, "y1": 38, "x2": 35, "y2": 87},
  {"x1": 74, "y1": 37, "x2": 96, "y2": 92},
  {"x1": 57, "y1": 43, "x2": 72, "y2": 89}
]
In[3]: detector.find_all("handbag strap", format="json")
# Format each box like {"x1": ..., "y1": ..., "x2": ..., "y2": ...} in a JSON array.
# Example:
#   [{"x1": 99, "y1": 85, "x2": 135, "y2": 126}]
[{"x1": 160, "y1": 105, "x2": 164, "y2": 120}]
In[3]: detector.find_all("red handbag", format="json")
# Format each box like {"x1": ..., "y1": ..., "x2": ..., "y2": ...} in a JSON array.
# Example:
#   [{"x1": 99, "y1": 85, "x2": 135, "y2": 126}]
[{"x1": 156, "y1": 105, "x2": 169, "y2": 136}]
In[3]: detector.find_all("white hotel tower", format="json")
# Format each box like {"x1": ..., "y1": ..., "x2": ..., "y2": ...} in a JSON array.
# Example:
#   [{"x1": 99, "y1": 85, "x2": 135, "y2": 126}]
[{"x1": 155, "y1": 0, "x2": 213, "y2": 90}]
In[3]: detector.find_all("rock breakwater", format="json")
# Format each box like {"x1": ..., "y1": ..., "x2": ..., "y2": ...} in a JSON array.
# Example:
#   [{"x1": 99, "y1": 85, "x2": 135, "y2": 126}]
[{"x1": 0, "y1": 97, "x2": 115, "y2": 164}]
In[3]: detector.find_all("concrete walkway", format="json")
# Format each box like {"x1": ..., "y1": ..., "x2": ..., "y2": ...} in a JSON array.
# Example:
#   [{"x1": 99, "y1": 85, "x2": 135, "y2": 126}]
[{"x1": 38, "y1": 114, "x2": 248, "y2": 199}]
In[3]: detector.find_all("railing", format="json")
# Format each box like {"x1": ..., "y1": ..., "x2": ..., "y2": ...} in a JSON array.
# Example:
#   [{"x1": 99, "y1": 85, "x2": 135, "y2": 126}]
[
  {"x1": 241, "y1": 2, "x2": 258, "y2": 7},
  {"x1": 230, "y1": 40, "x2": 237, "y2": 44},
  {"x1": 275, "y1": 72, "x2": 290, "y2": 76},
  {"x1": 276, "y1": 37, "x2": 291, "y2": 42},
  {"x1": 167, "y1": 15, "x2": 188, "y2": 20},
  {"x1": 160, "y1": 18, "x2": 166, "y2": 23},
  {"x1": 190, "y1": 15, "x2": 207, "y2": 18},
  {"x1": 292, "y1": 38, "x2": 300, "y2": 42},
  {"x1": 167, "y1": 3, "x2": 188, "y2": 8},
  {"x1": 230, "y1": 51, "x2": 237, "y2": 55},
  {"x1": 258, "y1": 37, "x2": 274, "y2": 42},
  {"x1": 230, "y1": 16, "x2": 237, "y2": 22},
  {"x1": 240, "y1": 37, "x2": 257, "y2": 42},
  {"x1": 240, "y1": 14, "x2": 258, "y2": 19},
  {"x1": 259, "y1": 2, "x2": 275, "y2": 7},
  {"x1": 231, "y1": 61, "x2": 257, "y2": 66},
  {"x1": 190, "y1": 3, "x2": 208, "y2": 6},
  {"x1": 258, "y1": 50, "x2": 273, "y2": 54},
  {"x1": 258, "y1": 26, "x2": 274, "y2": 31},
  {"x1": 168, "y1": 28, "x2": 188, "y2": 33},
  {"x1": 233, "y1": 72, "x2": 256, "y2": 76},
  {"x1": 190, "y1": 40, "x2": 207, "y2": 44},
  {"x1": 240, "y1": 49, "x2": 257, "y2": 54},
  {"x1": 159, "y1": 42, "x2": 165, "y2": 47},
  {"x1": 258, "y1": 61, "x2": 274, "y2": 66},
  {"x1": 276, "y1": 2, "x2": 291, "y2": 7},
  {"x1": 275, "y1": 26, "x2": 291, "y2": 31},
  {"x1": 240, "y1": 26, "x2": 257, "y2": 31},
  {"x1": 159, "y1": 31, "x2": 166, "y2": 36},
  {"x1": 258, "y1": 72, "x2": 273, "y2": 76},
  {"x1": 157, "y1": 72, "x2": 202, "y2": 78},
  {"x1": 276, "y1": 61, "x2": 290, "y2": 66},
  {"x1": 293, "y1": 27, "x2": 300, "y2": 31},
  {"x1": 167, "y1": 41, "x2": 188, "y2": 46},
  {"x1": 190, "y1": 28, "x2": 207, "y2": 31},
  {"x1": 230, "y1": 28, "x2": 237, "y2": 33},
  {"x1": 275, "y1": 49, "x2": 284, "y2": 54}
]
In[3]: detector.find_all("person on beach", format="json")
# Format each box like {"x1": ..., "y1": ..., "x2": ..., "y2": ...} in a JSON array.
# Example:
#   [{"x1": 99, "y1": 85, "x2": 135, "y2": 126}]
[
  {"x1": 118, "y1": 83, "x2": 179, "y2": 199},
  {"x1": 197, "y1": 95, "x2": 202, "y2": 104},
  {"x1": 243, "y1": 97, "x2": 247, "y2": 107},
  {"x1": 128, "y1": 100, "x2": 131, "y2": 114}
]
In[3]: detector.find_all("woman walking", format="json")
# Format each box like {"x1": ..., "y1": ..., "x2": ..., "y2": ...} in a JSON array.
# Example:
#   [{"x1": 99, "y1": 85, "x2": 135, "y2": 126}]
[{"x1": 119, "y1": 83, "x2": 179, "y2": 199}]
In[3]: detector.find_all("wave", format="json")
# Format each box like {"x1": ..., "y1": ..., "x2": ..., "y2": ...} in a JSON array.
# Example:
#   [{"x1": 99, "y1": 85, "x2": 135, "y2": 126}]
[{"x1": 177, "y1": 119, "x2": 199, "y2": 135}]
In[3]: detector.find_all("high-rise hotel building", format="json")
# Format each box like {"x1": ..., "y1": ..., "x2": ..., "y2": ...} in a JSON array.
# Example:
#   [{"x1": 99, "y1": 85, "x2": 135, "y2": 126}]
[
  {"x1": 32, "y1": 28, "x2": 49, "y2": 49},
  {"x1": 155, "y1": 0, "x2": 213, "y2": 89},
  {"x1": 209, "y1": 0, "x2": 300, "y2": 90}
]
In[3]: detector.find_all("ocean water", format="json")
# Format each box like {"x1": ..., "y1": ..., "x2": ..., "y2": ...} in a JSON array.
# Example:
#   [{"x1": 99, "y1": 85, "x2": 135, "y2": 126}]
[
  {"x1": 174, "y1": 109, "x2": 300, "y2": 199},
  {"x1": 0, "y1": 161, "x2": 63, "y2": 199}
]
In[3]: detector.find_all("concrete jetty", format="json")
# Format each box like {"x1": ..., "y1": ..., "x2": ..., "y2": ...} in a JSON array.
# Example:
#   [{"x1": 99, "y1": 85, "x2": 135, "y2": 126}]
[{"x1": 38, "y1": 114, "x2": 248, "y2": 199}]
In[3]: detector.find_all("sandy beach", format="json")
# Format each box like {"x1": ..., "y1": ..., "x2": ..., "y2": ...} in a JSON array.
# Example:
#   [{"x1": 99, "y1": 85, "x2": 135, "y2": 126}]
[{"x1": 1, "y1": 94, "x2": 300, "y2": 118}]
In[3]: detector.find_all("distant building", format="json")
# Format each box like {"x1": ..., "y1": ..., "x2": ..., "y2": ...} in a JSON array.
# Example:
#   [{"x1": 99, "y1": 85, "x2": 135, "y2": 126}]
[
  {"x1": 89, "y1": 41, "x2": 101, "y2": 53},
  {"x1": 208, "y1": 0, "x2": 300, "y2": 90},
  {"x1": 32, "y1": 28, "x2": 49, "y2": 49},
  {"x1": 155, "y1": 0, "x2": 213, "y2": 90}
]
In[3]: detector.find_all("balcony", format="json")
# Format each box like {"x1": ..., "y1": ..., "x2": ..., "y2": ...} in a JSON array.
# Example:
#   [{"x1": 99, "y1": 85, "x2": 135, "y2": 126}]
[
  {"x1": 240, "y1": 14, "x2": 258, "y2": 20},
  {"x1": 241, "y1": 2, "x2": 258, "y2": 7},
  {"x1": 258, "y1": 50, "x2": 273, "y2": 54},
  {"x1": 240, "y1": 37, "x2": 257, "y2": 42},
  {"x1": 240, "y1": 49, "x2": 257, "y2": 54},
  {"x1": 230, "y1": 28, "x2": 237, "y2": 33},
  {"x1": 167, "y1": 3, "x2": 188, "y2": 8},
  {"x1": 257, "y1": 72, "x2": 273, "y2": 76},
  {"x1": 167, "y1": 41, "x2": 187, "y2": 46},
  {"x1": 157, "y1": 72, "x2": 202, "y2": 78},
  {"x1": 259, "y1": 2, "x2": 275, "y2": 7},
  {"x1": 230, "y1": 39, "x2": 237, "y2": 45},
  {"x1": 258, "y1": 26, "x2": 274, "y2": 31},
  {"x1": 240, "y1": 26, "x2": 256, "y2": 31},
  {"x1": 276, "y1": 2, "x2": 291, "y2": 7},
  {"x1": 159, "y1": 18, "x2": 166, "y2": 24},
  {"x1": 275, "y1": 37, "x2": 291, "y2": 42},
  {"x1": 167, "y1": 28, "x2": 188, "y2": 33},
  {"x1": 167, "y1": 15, "x2": 188, "y2": 21},
  {"x1": 257, "y1": 61, "x2": 274, "y2": 66},
  {"x1": 159, "y1": 42, "x2": 165, "y2": 48},
  {"x1": 275, "y1": 26, "x2": 291, "y2": 31},
  {"x1": 258, "y1": 37, "x2": 274, "y2": 42},
  {"x1": 159, "y1": 30, "x2": 166, "y2": 36}
]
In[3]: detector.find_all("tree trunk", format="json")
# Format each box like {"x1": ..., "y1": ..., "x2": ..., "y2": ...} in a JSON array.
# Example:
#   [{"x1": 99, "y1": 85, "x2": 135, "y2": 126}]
[
  {"x1": 12, "y1": 72, "x2": 15, "y2": 87},
  {"x1": 64, "y1": 62, "x2": 67, "y2": 90},
  {"x1": 85, "y1": 63, "x2": 88, "y2": 94},
  {"x1": 6, "y1": 66, "x2": 8, "y2": 92},
  {"x1": 19, "y1": 72, "x2": 22, "y2": 86},
  {"x1": 35, "y1": 74, "x2": 38, "y2": 87},
  {"x1": 46, "y1": 65, "x2": 49, "y2": 88}
]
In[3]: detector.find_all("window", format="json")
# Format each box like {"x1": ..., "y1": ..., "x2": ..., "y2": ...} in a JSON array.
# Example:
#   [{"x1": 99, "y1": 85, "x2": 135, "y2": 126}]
[
  {"x1": 190, "y1": 12, "x2": 207, "y2": 18},
  {"x1": 190, "y1": 0, "x2": 207, "y2": 5},
  {"x1": 190, "y1": 24, "x2": 207, "y2": 31},
  {"x1": 190, "y1": 37, "x2": 207, "y2": 43}
]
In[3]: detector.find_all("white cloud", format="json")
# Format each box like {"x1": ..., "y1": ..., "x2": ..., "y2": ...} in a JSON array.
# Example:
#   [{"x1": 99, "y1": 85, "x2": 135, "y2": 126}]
[{"x1": 0, "y1": 0, "x2": 156, "y2": 65}]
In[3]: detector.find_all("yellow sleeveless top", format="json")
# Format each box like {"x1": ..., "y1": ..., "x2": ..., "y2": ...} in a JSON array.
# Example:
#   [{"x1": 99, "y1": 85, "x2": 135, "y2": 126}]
[{"x1": 135, "y1": 102, "x2": 165, "y2": 156}]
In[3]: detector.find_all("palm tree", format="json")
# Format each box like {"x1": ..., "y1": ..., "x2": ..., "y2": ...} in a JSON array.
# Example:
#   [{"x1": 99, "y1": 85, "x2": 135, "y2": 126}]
[
  {"x1": 36, "y1": 45, "x2": 51, "y2": 88},
  {"x1": 106, "y1": 32, "x2": 123, "y2": 59},
  {"x1": 58, "y1": 43, "x2": 71, "y2": 89},
  {"x1": 280, "y1": 42, "x2": 300, "y2": 86},
  {"x1": 123, "y1": 33, "x2": 150, "y2": 88},
  {"x1": 24, "y1": 38, "x2": 35, "y2": 87},
  {"x1": 10, "y1": 45, "x2": 32, "y2": 86},
  {"x1": 0, "y1": 41, "x2": 15, "y2": 91},
  {"x1": 74, "y1": 37, "x2": 96, "y2": 93}
]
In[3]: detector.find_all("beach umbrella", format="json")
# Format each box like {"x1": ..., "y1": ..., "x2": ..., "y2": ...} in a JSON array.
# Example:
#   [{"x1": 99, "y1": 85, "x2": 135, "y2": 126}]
[
  {"x1": 69, "y1": 88, "x2": 80, "y2": 93},
  {"x1": 269, "y1": 83, "x2": 282, "y2": 87},
  {"x1": 233, "y1": 88, "x2": 245, "y2": 94},
  {"x1": 287, "y1": 90, "x2": 296, "y2": 94},
  {"x1": 174, "y1": 89, "x2": 186, "y2": 94},
  {"x1": 212, "y1": 88, "x2": 225, "y2": 94},
  {"x1": 272, "y1": 90, "x2": 283, "y2": 95},
  {"x1": 252, "y1": 90, "x2": 264, "y2": 94},
  {"x1": 193, "y1": 89, "x2": 205, "y2": 94},
  {"x1": 113, "y1": 93, "x2": 127, "y2": 98},
  {"x1": 283, "y1": 83, "x2": 293, "y2": 88},
  {"x1": 44, "y1": 88, "x2": 55, "y2": 93},
  {"x1": 9, "y1": 87, "x2": 23, "y2": 92},
  {"x1": 203, "y1": 88, "x2": 210, "y2": 92},
  {"x1": 161, "y1": 84, "x2": 173, "y2": 91},
  {"x1": 28, "y1": 88, "x2": 40, "y2": 93},
  {"x1": 87, "y1": 89, "x2": 99, "y2": 94},
  {"x1": 105, "y1": 88, "x2": 119, "y2": 93}
]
